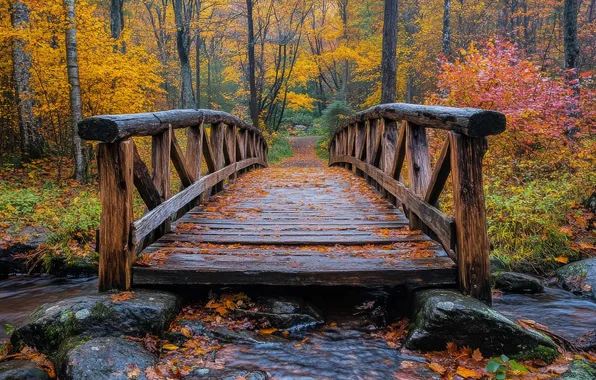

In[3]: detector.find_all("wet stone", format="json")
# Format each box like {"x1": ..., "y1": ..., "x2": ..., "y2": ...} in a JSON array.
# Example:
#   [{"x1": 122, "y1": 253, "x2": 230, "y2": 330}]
[
  {"x1": 185, "y1": 369, "x2": 268, "y2": 380},
  {"x1": 556, "y1": 258, "x2": 596, "y2": 299},
  {"x1": 352, "y1": 289, "x2": 390, "y2": 329},
  {"x1": 493, "y1": 272, "x2": 544, "y2": 294},
  {"x1": 233, "y1": 297, "x2": 324, "y2": 330},
  {"x1": 559, "y1": 359, "x2": 596, "y2": 380},
  {"x1": 0, "y1": 359, "x2": 49, "y2": 380},
  {"x1": 61, "y1": 336, "x2": 157, "y2": 380},
  {"x1": 11, "y1": 289, "x2": 181, "y2": 354},
  {"x1": 406, "y1": 289, "x2": 557, "y2": 359}
]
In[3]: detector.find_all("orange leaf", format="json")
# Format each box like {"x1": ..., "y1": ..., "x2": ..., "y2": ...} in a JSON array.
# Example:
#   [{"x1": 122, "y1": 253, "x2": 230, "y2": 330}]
[
  {"x1": 554, "y1": 256, "x2": 569, "y2": 264},
  {"x1": 258, "y1": 328, "x2": 278, "y2": 335},
  {"x1": 111, "y1": 291, "x2": 134, "y2": 303},
  {"x1": 472, "y1": 348, "x2": 483, "y2": 361}
]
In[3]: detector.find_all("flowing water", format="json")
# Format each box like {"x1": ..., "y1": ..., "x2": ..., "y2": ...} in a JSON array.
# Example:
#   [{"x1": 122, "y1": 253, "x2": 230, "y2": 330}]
[{"x1": 0, "y1": 275, "x2": 97, "y2": 339}]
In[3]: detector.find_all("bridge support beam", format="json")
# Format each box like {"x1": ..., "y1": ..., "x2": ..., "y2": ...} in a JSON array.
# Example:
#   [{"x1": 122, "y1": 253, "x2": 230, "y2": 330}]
[
  {"x1": 98, "y1": 140, "x2": 135, "y2": 291},
  {"x1": 449, "y1": 132, "x2": 491, "y2": 305}
]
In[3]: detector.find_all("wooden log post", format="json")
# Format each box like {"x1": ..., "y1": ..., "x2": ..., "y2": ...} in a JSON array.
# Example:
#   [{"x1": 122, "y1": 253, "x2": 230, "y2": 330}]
[
  {"x1": 355, "y1": 122, "x2": 367, "y2": 176},
  {"x1": 405, "y1": 121, "x2": 431, "y2": 231},
  {"x1": 152, "y1": 127, "x2": 172, "y2": 236},
  {"x1": 381, "y1": 118, "x2": 397, "y2": 204},
  {"x1": 449, "y1": 132, "x2": 491, "y2": 304},
  {"x1": 226, "y1": 125, "x2": 238, "y2": 180},
  {"x1": 98, "y1": 140, "x2": 135, "y2": 291}
]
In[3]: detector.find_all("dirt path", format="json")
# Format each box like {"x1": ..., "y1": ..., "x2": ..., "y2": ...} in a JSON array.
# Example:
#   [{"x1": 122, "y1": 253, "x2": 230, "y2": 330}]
[{"x1": 276, "y1": 136, "x2": 325, "y2": 168}]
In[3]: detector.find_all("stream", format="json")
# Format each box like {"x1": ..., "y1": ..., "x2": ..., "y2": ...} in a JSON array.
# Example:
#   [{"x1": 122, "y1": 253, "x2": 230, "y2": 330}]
[{"x1": 0, "y1": 275, "x2": 595, "y2": 376}]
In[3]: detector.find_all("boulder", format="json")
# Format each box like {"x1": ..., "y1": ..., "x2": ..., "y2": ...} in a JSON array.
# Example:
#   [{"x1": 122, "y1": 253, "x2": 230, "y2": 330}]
[
  {"x1": 234, "y1": 297, "x2": 323, "y2": 330},
  {"x1": 61, "y1": 336, "x2": 156, "y2": 380},
  {"x1": 405, "y1": 289, "x2": 557, "y2": 361},
  {"x1": 493, "y1": 272, "x2": 544, "y2": 294},
  {"x1": 559, "y1": 359, "x2": 596, "y2": 380},
  {"x1": 576, "y1": 330, "x2": 596, "y2": 352},
  {"x1": 0, "y1": 360, "x2": 49, "y2": 380},
  {"x1": 556, "y1": 258, "x2": 596, "y2": 299},
  {"x1": 490, "y1": 257, "x2": 508, "y2": 273},
  {"x1": 11, "y1": 289, "x2": 180, "y2": 354},
  {"x1": 0, "y1": 227, "x2": 48, "y2": 277}
]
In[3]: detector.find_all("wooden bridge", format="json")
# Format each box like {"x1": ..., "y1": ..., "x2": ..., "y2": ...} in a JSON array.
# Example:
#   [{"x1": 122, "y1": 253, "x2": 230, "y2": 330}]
[{"x1": 79, "y1": 104, "x2": 505, "y2": 304}]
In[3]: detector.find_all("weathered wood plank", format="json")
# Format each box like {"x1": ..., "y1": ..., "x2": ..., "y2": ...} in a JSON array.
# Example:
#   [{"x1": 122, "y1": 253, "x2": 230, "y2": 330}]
[
  {"x1": 170, "y1": 132, "x2": 195, "y2": 188},
  {"x1": 132, "y1": 157, "x2": 265, "y2": 245},
  {"x1": 329, "y1": 155, "x2": 455, "y2": 258},
  {"x1": 98, "y1": 140, "x2": 135, "y2": 291},
  {"x1": 133, "y1": 254, "x2": 456, "y2": 287}
]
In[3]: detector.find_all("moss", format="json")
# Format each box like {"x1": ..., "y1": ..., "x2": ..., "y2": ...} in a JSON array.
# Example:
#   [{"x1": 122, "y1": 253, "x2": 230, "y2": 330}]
[
  {"x1": 561, "y1": 359, "x2": 596, "y2": 379},
  {"x1": 512, "y1": 345, "x2": 558, "y2": 364},
  {"x1": 90, "y1": 302, "x2": 113, "y2": 321},
  {"x1": 51, "y1": 335, "x2": 92, "y2": 371}
]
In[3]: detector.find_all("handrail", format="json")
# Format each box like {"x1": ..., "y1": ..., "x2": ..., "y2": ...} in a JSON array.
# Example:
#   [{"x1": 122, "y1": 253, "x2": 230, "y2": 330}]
[
  {"x1": 328, "y1": 103, "x2": 506, "y2": 304},
  {"x1": 79, "y1": 109, "x2": 268, "y2": 291},
  {"x1": 332, "y1": 103, "x2": 505, "y2": 138}
]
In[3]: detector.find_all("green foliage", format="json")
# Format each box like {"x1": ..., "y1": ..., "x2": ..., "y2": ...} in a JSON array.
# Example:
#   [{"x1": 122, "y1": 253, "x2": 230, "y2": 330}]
[
  {"x1": 47, "y1": 193, "x2": 100, "y2": 244},
  {"x1": 267, "y1": 132, "x2": 293, "y2": 164},
  {"x1": 316, "y1": 100, "x2": 352, "y2": 135},
  {"x1": 315, "y1": 135, "x2": 330, "y2": 161},
  {"x1": 486, "y1": 176, "x2": 584, "y2": 273},
  {"x1": 486, "y1": 355, "x2": 528, "y2": 379},
  {"x1": 4, "y1": 323, "x2": 15, "y2": 336},
  {"x1": 0, "y1": 187, "x2": 40, "y2": 217},
  {"x1": 283, "y1": 112, "x2": 314, "y2": 127}
]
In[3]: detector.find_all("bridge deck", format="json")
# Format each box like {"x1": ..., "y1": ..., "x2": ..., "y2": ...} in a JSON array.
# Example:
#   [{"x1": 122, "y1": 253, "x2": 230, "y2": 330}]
[{"x1": 133, "y1": 139, "x2": 456, "y2": 287}]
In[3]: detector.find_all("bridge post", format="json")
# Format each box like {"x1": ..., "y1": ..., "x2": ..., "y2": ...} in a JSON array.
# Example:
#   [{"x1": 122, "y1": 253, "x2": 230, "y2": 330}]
[
  {"x1": 152, "y1": 127, "x2": 172, "y2": 235},
  {"x1": 449, "y1": 132, "x2": 492, "y2": 304},
  {"x1": 98, "y1": 140, "x2": 135, "y2": 291}
]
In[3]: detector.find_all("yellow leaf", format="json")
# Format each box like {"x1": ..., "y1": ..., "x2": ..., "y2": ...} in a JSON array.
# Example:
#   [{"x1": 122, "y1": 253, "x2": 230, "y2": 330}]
[
  {"x1": 258, "y1": 328, "x2": 278, "y2": 335},
  {"x1": 554, "y1": 256, "x2": 569, "y2": 264},
  {"x1": 455, "y1": 366, "x2": 482, "y2": 379},
  {"x1": 162, "y1": 343, "x2": 179, "y2": 351},
  {"x1": 428, "y1": 362, "x2": 446, "y2": 375},
  {"x1": 6, "y1": 204, "x2": 15, "y2": 212}
]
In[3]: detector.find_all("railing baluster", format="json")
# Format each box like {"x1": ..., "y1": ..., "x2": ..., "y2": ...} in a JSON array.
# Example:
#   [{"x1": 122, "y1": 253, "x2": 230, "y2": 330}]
[
  {"x1": 98, "y1": 140, "x2": 134, "y2": 291},
  {"x1": 152, "y1": 126, "x2": 172, "y2": 235},
  {"x1": 210, "y1": 122, "x2": 225, "y2": 193},
  {"x1": 404, "y1": 121, "x2": 431, "y2": 231}
]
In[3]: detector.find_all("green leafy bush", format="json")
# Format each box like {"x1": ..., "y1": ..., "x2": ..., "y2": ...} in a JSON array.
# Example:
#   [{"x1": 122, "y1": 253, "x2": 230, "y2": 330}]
[
  {"x1": 266, "y1": 132, "x2": 293, "y2": 164},
  {"x1": 0, "y1": 187, "x2": 40, "y2": 217}
]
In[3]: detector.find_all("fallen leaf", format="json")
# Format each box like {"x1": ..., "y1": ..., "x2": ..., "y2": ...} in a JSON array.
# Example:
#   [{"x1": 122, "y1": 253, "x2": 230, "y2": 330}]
[
  {"x1": 258, "y1": 328, "x2": 277, "y2": 335},
  {"x1": 455, "y1": 366, "x2": 482, "y2": 379},
  {"x1": 162, "y1": 343, "x2": 179, "y2": 351},
  {"x1": 428, "y1": 362, "x2": 446, "y2": 375}
]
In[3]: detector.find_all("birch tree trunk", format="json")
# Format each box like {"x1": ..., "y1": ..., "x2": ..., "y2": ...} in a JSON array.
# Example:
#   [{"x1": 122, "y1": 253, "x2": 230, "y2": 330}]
[
  {"x1": 64, "y1": 0, "x2": 87, "y2": 182},
  {"x1": 381, "y1": 0, "x2": 398, "y2": 104},
  {"x1": 11, "y1": 1, "x2": 43, "y2": 159},
  {"x1": 246, "y1": 0, "x2": 258, "y2": 127}
]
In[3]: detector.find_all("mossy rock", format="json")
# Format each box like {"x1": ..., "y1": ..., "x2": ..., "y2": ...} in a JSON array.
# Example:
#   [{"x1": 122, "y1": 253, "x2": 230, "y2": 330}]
[
  {"x1": 405, "y1": 289, "x2": 557, "y2": 361},
  {"x1": 11, "y1": 289, "x2": 181, "y2": 354},
  {"x1": 559, "y1": 359, "x2": 596, "y2": 380},
  {"x1": 492, "y1": 272, "x2": 544, "y2": 294}
]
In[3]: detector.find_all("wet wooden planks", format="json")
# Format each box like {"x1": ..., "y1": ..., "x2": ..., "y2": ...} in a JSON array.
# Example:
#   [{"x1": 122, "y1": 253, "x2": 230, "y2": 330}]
[{"x1": 133, "y1": 167, "x2": 456, "y2": 287}]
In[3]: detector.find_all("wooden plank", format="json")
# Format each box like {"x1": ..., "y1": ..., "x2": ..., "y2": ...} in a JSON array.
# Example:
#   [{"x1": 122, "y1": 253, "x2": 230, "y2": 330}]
[
  {"x1": 405, "y1": 121, "x2": 431, "y2": 230},
  {"x1": 329, "y1": 155, "x2": 455, "y2": 259},
  {"x1": 390, "y1": 121, "x2": 407, "y2": 179},
  {"x1": 132, "y1": 142, "x2": 162, "y2": 210},
  {"x1": 170, "y1": 132, "x2": 195, "y2": 188},
  {"x1": 202, "y1": 126, "x2": 217, "y2": 173},
  {"x1": 98, "y1": 140, "x2": 135, "y2": 291},
  {"x1": 132, "y1": 157, "x2": 265, "y2": 245},
  {"x1": 210, "y1": 123, "x2": 225, "y2": 193},
  {"x1": 449, "y1": 132, "x2": 491, "y2": 304},
  {"x1": 330, "y1": 103, "x2": 506, "y2": 139},
  {"x1": 133, "y1": 254, "x2": 456, "y2": 287},
  {"x1": 152, "y1": 127, "x2": 172, "y2": 235},
  {"x1": 425, "y1": 139, "x2": 451, "y2": 207}
]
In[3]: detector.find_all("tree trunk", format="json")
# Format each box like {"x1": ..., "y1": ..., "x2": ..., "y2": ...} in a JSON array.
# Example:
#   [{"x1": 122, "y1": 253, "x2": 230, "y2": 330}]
[
  {"x1": 173, "y1": 0, "x2": 196, "y2": 109},
  {"x1": 442, "y1": 0, "x2": 451, "y2": 57},
  {"x1": 381, "y1": 0, "x2": 398, "y2": 104},
  {"x1": 246, "y1": 0, "x2": 258, "y2": 127},
  {"x1": 64, "y1": 0, "x2": 87, "y2": 182},
  {"x1": 11, "y1": 1, "x2": 43, "y2": 159},
  {"x1": 563, "y1": 0, "x2": 580, "y2": 138},
  {"x1": 339, "y1": 0, "x2": 349, "y2": 100},
  {"x1": 110, "y1": 0, "x2": 124, "y2": 39},
  {"x1": 195, "y1": 33, "x2": 201, "y2": 108}
]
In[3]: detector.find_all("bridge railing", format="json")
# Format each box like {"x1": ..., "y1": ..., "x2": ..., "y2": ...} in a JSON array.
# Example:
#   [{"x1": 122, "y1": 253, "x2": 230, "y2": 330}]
[
  {"x1": 328, "y1": 103, "x2": 506, "y2": 303},
  {"x1": 78, "y1": 109, "x2": 268, "y2": 291}
]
